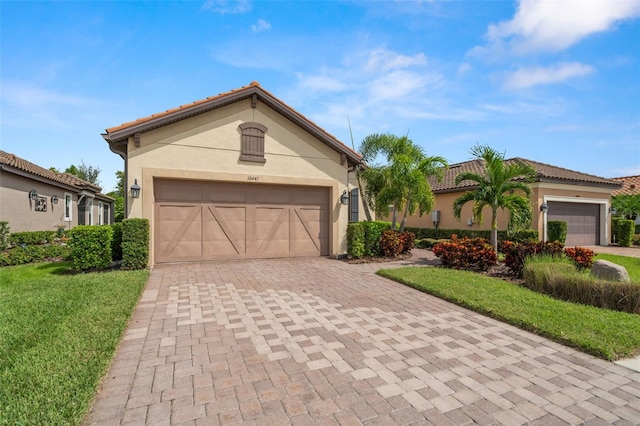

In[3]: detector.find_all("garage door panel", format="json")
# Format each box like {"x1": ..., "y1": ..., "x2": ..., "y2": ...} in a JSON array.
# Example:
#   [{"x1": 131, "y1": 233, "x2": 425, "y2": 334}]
[
  {"x1": 155, "y1": 183, "x2": 203, "y2": 202},
  {"x1": 154, "y1": 180, "x2": 329, "y2": 262},
  {"x1": 548, "y1": 202, "x2": 599, "y2": 246},
  {"x1": 204, "y1": 206, "x2": 246, "y2": 256}
]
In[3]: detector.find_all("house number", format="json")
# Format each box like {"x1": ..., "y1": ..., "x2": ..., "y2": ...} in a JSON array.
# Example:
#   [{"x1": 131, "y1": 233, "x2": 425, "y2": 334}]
[{"x1": 247, "y1": 176, "x2": 259, "y2": 181}]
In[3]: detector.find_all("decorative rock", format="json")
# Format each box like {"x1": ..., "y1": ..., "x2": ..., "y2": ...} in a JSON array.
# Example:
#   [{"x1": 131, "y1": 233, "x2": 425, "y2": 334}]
[{"x1": 591, "y1": 260, "x2": 631, "y2": 282}]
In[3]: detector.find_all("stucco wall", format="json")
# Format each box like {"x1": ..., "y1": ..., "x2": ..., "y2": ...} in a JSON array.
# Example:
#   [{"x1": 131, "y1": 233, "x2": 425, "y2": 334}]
[
  {"x1": 0, "y1": 172, "x2": 75, "y2": 232},
  {"x1": 125, "y1": 99, "x2": 354, "y2": 264}
]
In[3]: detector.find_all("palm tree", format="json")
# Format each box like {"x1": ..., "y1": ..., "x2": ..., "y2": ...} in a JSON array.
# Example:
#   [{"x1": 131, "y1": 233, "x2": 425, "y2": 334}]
[
  {"x1": 359, "y1": 133, "x2": 448, "y2": 232},
  {"x1": 452, "y1": 144, "x2": 537, "y2": 250}
]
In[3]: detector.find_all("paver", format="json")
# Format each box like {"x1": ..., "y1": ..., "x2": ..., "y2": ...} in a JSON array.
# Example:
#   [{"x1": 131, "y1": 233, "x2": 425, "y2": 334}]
[{"x1": 85, "y1": 251, "x2": 640, "y2": 425}]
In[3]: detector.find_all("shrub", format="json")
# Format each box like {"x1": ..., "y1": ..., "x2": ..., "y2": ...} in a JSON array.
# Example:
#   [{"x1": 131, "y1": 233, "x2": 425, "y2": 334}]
[
  {"x1": 399, "y1": 231, "x2": 415, "y2": 254},
  {"x1": 69, "y1": 225, "x2": 113, "y2": 271},
  {"x1": 361, "y1": 221, "x2": 391, "y2": 256},
  {"x1": 0, "y1": 222, "x2": 10, "y2": 250},
  {"x1": 403, "y1": 227, "x2": 538, "y2": 244},
  {"x1": 634, "y1": 234, "x2": 640, "y2": 246},
  {"x1": 564, "y1": 246, "x2": 594, "y2": 270},
  {"x1": 523, "y1": 256, "x2": 640, "y2": 314},
  {"x1": 613, "y1": 218, "x2": 635, "y2": 247},
  {"x1": 111, "y1": 222, "x2": 123, "y2": 261},
  {"x1": 346, "y1": 223, "x2": 365, "y2": 259},
  {"x1": 414, "y1": 238, "x2": 439, "y2": 249},
  {"x1": 9, "y1": 230, "x2": 56, "y2": 246},
  {"x1": 379, "y1": 230, "x2": 404, "y2": 257},
  {"x1": 498, "y1": 229, "x2": 539, "y2": 243},
  {"x1": 500, "y1": 240, "x2": 564, "y2": 278},
  {"x1": 122, "y1": 218, "x2": 149, "y2": 270},
  {"x1": 432, "y1": 235, "x2": 497, "y2": 271},
  {"x1": 547, "y1": 221, "x2": 567, "y2": 244}
]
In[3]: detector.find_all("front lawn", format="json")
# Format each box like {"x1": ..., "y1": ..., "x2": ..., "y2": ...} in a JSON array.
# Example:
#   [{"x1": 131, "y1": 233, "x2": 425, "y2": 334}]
[
  {"x1": 0, "y1": 262, "x2": 149, "y2": 425},
  {"x1": 378, "y1": 266, "x2": 640, "y2": 361}
]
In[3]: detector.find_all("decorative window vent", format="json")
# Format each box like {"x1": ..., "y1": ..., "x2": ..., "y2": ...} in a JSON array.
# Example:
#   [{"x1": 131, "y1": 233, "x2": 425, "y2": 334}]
[{"x1": 239, "y1": 122, "x2": 267, "y2": 163}]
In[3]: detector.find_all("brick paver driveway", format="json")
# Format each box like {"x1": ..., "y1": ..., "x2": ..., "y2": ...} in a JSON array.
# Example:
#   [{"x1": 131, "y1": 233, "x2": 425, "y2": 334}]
[{"x1": 86, "y1": 252, "x2": 640, "y2": 425}]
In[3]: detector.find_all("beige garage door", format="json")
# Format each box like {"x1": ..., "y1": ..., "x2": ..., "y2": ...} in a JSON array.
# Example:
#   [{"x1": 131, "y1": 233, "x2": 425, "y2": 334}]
[
  {"x1": 154, "y1": 180, "x2": 329, "y2": 262},
  {"x1": 547, "y1": 201, "x2": 600, "y2": 246}
]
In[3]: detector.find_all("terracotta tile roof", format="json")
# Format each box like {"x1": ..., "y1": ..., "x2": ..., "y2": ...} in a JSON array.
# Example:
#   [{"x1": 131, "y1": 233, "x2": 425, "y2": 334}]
[
  {"x1": 431, "y1": 157, "x2": 621, "y2": 192},
  {"x1": 610, "y1": 175, "x2": 640, "y2": 196},
  {"x1": 0, "y1": 150, "x2": 104, "y2": 193},
  {"x1": 103, "y1": 81, "x2": 362, "y2": 161}
]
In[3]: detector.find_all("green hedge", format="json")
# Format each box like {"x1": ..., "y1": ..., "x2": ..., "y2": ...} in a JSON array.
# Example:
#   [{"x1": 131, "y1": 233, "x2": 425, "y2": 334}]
[
  {"x1": 69, "y1": 225, "x2": 113, "y2": 271},
  {"x1": 0, "y1": 244, "x2": 71, "y2": 266},
  {"x1": 9, "y1": 230, "x2": 57, "y2": 246},
  {"x1": 362, "y1": 221, "x2": 391, "y2": 256},
  {"x1": 122, "y1": 218, "x2": 149, "y2": 270},
  {"x1": 111, "y1": 222, "x2": 123, "y2": 261},
  {"x1": 404, "y1": 227, "x2": 538, "y2": 244},
  {"x1": 547, "y1": 221, "x2": 567, "y2": 244},
  {"x1": 613, "y1": 218, "x2": 635, "y2": 247},
  {"x1": 346, "y1": 223, "x2": 365, "y2": 258}
]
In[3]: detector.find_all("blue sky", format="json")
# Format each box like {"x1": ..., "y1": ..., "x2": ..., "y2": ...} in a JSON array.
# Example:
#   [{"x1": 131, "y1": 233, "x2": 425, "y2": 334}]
[{"x1": 2, "y1": 0, "x2": 639, "y2": 194}]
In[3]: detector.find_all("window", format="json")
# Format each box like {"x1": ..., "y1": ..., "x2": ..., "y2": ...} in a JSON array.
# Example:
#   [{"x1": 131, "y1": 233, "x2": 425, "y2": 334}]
[
  {"x1": 98, "y1": 201, "x2": 103, "y2": 225},
  {"x1": 103, "y1": 203, "x2": 110, "y2": 225},
  {"x1": 64, "y1": 193, "x2": 72, "y2": 222},
  {"x1": 349, "y1": 188, "x2": 359, "y2": 222},
  {"x1": 88, "y1": 198, "x2": 93, "y2": 225},
  {"x1": 239, "y1": 122, "x2": 267, "y2": 163}
]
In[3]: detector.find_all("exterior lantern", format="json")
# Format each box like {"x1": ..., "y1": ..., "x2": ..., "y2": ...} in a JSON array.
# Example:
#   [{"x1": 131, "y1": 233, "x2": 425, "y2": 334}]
[{"x1": 130, "y1": 179, "x2": 141, "y2": 199}]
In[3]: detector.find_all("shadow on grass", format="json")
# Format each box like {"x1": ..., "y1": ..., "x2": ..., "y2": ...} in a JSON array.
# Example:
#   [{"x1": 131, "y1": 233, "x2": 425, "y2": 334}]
[{"x1": 35, "y1": 261, "x2": 73, "y2": 275}]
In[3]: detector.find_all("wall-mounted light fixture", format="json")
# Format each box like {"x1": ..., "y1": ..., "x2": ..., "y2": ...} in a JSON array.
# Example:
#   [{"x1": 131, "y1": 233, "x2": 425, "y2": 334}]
[
  {"x1": 51, "y1": 195, "x2": 59, "y2": 204},
  {"x1": 540, "y1": 202, "x2": 549, "y2": 213},
  {"x1": 340, "y1": 190, "x2": 349, "y2": 205},
  {"x1": 609, "y1": 207, "x2": 617, "y2": 215},
  {"x1": 28, "y1": 189, "x2": 38, "y2": 200},
  {"x1": 467, "y1": 218, "x2": 473, "y2": 227},
  {"x1": 130, "y1": 179, "x2": 141, "y2": 199}
]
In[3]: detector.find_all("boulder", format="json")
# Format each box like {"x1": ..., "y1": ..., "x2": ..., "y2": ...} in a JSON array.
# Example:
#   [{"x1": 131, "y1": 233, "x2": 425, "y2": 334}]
[{"x1": 591, "y1": 260, "x2": 631, "y2": 282}]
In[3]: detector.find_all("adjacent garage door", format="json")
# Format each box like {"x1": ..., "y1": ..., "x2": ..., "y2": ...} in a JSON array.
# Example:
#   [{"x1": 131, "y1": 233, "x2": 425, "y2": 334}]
[
  {"x1": 547, "y1": 201, "x2": 600, "y2": 246},
  {"x1": 154, "y1": 180, "x2": 329, "y2": 262}
]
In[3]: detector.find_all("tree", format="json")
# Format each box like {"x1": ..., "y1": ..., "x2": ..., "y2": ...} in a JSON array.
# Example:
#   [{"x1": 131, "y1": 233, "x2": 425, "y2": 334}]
[
  {"x1": 359, "y1": 133, "x2": 448, "y2": 232},
  {"x1": 64, "y1": 160, "x2": 101, "y2": 185},
  {"x1": 452, "y1": 144, "x2": 537, "y2": 251},
  {"x1": 107, "y1": 171, "x2": 125, "y2": 222},
  {"x1": 612, "y1": 194, "x2": 640, "y2": 220}
]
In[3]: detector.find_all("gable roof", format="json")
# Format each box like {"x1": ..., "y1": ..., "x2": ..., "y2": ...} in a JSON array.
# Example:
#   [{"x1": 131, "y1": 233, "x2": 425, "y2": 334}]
[
  {"x1": 103, "y1": 81, "x2": 362, "y2": 165},
  {"x1": 610, "y1": 175, "x2": 640, "y2": 196},
  {"x1": 432, "y1": 157, "x2": 622, "y2": 193},
  {"x1": 0, "y1": 150, "x2": 111, "y2": 198}
]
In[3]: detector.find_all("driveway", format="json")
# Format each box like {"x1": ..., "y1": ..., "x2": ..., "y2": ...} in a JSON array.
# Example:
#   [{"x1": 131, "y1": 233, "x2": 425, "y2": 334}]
[{"x1": 86, "y1": 251, "x2": 640, "y2": 425}]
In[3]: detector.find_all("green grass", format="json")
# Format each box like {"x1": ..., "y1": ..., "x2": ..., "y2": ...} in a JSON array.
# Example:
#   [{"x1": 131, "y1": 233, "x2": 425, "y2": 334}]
[
  {"x1": 0, "y1": 262, "x2": 149, "y2": 425},
  {"x1": 594, "y1": 253, "x2": 640, "y2": 282},
  {"x1": 378, "y1": 266, "x2": 640, "y2": 361}
]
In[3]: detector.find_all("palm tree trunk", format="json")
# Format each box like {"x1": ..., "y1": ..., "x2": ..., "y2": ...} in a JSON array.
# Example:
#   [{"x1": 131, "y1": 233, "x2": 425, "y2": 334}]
[
  {"x1": 491, "y1": 209, "x2": 498, "y2": 251},
  {"x1": 399, "y1": 190, "x2": 413, "y2": 233},
  {"x1": 391, "y1": 203, "x2": 398, "y2": 231},
  {"x1": 356, "y1": 172, "x2": 372, "y2": 221}
]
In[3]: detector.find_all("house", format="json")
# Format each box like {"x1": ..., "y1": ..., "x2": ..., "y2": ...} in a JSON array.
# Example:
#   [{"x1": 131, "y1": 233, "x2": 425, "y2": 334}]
[
  {"x1": 0, "y1": 150, "x2": 114, "y2": 233},
  {"x1": 610, "y1": 175, "x2": 640, "y2": 225},
  {"x1": 102, "y1": 82, "x2": 364, "y2": 265},
  {"x1": 403, "y1": 157, "x2": 622, "y2": 246}
]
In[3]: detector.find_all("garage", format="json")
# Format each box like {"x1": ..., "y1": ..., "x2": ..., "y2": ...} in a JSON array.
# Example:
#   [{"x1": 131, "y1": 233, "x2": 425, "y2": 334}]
[
  {"x1": 547, "y1": 201, "x2": 600, "y2": 246},
  {"x1": 153, "y1": 179, "x2": 329, "y2": 262}
]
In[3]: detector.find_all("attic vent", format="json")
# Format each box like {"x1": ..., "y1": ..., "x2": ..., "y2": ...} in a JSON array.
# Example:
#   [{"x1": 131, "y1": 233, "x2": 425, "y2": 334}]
[{"x1": 239, "y1": 122, "x2": 267, "y2": 163}]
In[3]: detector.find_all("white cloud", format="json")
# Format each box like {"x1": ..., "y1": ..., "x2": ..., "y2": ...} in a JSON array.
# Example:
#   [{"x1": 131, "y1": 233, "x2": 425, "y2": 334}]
[
  {"x1": 2, "y1": 83, "x2": 93, "y2": 108},
  {"x1": 457, "y1": 63, "x2": 472, "y2": 75},
  {"x1": 504, "y1": 62, "x2": 594, "y2": 89},
  {"x1": 251, "y1": 19, "x2": 271, "y2": 33},
  {"x1": 202, "y1": 0, "x2": 251, "y2": 14},
  {"x1": 481, "y1": 0, "x2": 640, "y2": 54},
  {"x1": 298, "y1": 74, "x2": 346, "y2": 92},
  {"x1": 363, "y1": 48, "x2": 427, "y2": 72}
]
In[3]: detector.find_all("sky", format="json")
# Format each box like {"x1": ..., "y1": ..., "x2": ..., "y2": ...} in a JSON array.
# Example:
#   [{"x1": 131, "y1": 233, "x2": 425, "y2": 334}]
[{"x1": 1, "y1": 0, "x2": 639, "y2": 194}]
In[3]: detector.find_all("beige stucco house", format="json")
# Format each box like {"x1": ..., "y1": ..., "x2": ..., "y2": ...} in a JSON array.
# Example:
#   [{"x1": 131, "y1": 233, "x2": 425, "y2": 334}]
[
  {"x1": 404, "y1": 157, "x2": 622, "y2": 246},
  {"x1": 0, "y1": 150, "x2": 114, "y2": 233},
  {"x1": 102, "y1": 82, "x2": 364, "y2": 265}
]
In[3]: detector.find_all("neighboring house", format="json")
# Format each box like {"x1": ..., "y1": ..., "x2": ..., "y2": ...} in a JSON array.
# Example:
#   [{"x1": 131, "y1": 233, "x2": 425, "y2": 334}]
[
  {"x1": 404, "y1": 158, "x2": 622, "y2": 246},
  {"x1": 0, "y1": 150, "x2": 114, "y2": 233},
  {"x1": 102, "y1": 82, "x2": 364, "y2": 265},
  {"x1": 610, "y1": 175, "x2": 640, "y2": 225}
]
